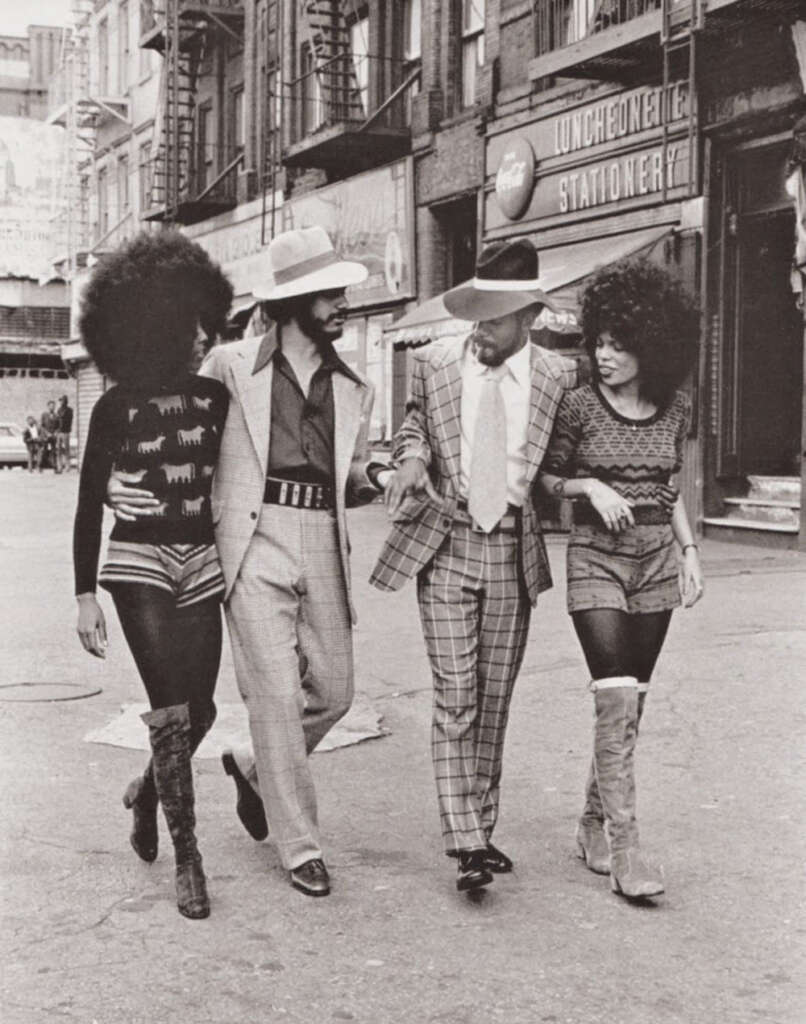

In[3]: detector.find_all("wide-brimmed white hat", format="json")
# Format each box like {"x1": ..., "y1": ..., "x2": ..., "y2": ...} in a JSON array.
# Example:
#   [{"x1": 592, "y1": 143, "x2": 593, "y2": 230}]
[
  {"x1": 443, "y1": 237, "x2": 555, "y2": 321},
  {"x1": 252, "y1": 225, "x2": 368, "y2": 301}
]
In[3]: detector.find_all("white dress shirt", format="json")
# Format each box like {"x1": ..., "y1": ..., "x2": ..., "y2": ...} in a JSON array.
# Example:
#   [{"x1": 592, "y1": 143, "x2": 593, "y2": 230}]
[{"x1": 460, "y1": 342, "x2": 531, "y2": 508}]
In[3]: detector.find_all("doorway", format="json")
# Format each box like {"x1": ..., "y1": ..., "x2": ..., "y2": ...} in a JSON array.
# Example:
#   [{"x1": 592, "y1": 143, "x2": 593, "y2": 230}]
[{"x1": 717, "y1": 140, "x2": 803, "y2": 479}]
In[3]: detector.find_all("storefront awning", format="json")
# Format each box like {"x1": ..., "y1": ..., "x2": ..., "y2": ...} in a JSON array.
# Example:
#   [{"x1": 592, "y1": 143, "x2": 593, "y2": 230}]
[{"x1": 384, "y1": 225, "x2": 673, "y2": 349}]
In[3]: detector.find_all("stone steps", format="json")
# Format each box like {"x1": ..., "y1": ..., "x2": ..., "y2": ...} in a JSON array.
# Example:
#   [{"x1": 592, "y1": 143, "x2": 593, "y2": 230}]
[{"x1": 703, "y1": 475, "x2": 801, "y2": 542}]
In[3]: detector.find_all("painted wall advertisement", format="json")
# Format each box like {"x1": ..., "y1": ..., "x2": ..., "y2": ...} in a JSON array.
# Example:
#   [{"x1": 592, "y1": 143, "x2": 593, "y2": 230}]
[
  {"x1": 282, "y1": 157, "x2": 415, "y2": 308},
  {"x1": 0, "y1": 116, "x2": 65, "y2": 278},
  {"x1": 486, "y1": 82, "x2": 692, "y2": 235}
]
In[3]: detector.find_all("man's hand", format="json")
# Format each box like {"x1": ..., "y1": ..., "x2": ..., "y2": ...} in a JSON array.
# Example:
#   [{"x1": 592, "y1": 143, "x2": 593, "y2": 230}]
[
  {"x1": 384, "y1": 457, "x2": 441, "y2": 519},
  {"x1": 107, "y1": 469, "x2": 162, "y2": 522}
]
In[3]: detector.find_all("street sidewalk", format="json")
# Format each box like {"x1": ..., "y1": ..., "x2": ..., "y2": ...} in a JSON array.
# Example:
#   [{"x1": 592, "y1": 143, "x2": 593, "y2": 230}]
[{"x1": 1, "y1": 470, "x2": 804, "y2": 1024}]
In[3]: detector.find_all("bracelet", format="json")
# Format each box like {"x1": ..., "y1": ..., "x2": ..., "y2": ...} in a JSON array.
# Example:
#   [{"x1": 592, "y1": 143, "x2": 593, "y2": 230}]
[{"x1": 682, "y1": 543, "x2": 698, "y2": 554}]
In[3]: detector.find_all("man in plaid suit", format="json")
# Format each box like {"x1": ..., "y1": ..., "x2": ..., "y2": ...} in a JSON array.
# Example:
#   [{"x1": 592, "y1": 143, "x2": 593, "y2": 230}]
[{"x1": 370, "y1": 238, "x2": 578, "y2": 892}]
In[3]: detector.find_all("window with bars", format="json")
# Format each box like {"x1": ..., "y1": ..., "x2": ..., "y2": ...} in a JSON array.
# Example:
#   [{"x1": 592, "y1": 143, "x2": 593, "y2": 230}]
[{"x1": 0, "y1": 307, "x2": 70, "y2": 339}]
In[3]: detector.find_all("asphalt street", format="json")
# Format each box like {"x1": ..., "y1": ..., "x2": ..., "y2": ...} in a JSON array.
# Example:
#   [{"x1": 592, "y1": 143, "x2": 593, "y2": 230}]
[{"x1": 1, "y1": 470, "x2": 804, "y2": 1024}]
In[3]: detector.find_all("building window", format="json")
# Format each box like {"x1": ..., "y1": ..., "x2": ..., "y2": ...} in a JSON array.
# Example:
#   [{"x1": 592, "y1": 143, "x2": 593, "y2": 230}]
[
  {"x1": 117, "y1": 153, "x2": 129, "y2": 220},
  {"x1": 118, "y1": 1, "x2": 129, "y2": 93},
  {"x1": 196, "y1": 103, "x2": 213, "y2": 192},
  {"x1": 460, "y1": 0, "x2": 485, "y2": 109},
  {"x1": 138, "y1": 141, "x2": 151, "y2": 211},
  {"x1": 300, "y1": 43, "x2": 323, "y2": 135},
  {"x1": 97, "y1": 166, "x2": 109, "y2": 239},
  {"x1": 231, "y1": 86, "x2": 245, "y2": 159},
  {"x1": 138, "y1": 2, "x2": 151, "y2": 78},
  {"x1": 402, "y1": 0, "x2": 421, "y2": 125},
  {"x1": 97, "y1": 17, "x2": 109, "y2": 95},
  {"x1": 349, "y1": 12, "x2": 369, "y2": 118}
]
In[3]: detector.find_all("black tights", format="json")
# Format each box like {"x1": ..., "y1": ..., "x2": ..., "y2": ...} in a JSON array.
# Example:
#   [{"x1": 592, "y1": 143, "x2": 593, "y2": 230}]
[
  {"x1": 571, "y1": 608, "x2": 672, "y2": 683},
  {"x1": 110, "y1": 585, "x2": 222, "y2": 726}
]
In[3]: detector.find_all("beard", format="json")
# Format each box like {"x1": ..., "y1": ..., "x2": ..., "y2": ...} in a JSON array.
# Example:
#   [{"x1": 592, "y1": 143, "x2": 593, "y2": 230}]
[{"x1": 297, "y1": 302, "x2": 344, "y2": 350}]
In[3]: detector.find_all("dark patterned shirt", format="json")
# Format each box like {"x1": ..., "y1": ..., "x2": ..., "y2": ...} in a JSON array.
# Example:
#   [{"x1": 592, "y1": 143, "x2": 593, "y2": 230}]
[
  {"x1": 73, "y1": 374, "x2": 228, "y2": 594},
  {"x1": 543, "y1": 383, "x2": 690, "y2": 518}
]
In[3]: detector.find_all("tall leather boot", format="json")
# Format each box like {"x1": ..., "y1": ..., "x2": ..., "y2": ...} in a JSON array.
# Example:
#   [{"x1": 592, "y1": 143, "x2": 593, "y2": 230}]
[
  {"x1": 142, "y1": 703, "x2": 210, "y2": 919},
  {"x1": 590, "y1": 677, "x2": 663, "y2": 899},
  {"x1": 576, "y1": 688, "x2": 648, "y2": 875},
  {"x1": 123, "y1": 701, "x2": 217, "y2": 864}
]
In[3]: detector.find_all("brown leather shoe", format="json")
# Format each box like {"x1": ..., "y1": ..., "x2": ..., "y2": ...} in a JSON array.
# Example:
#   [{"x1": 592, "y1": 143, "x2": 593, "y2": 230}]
[
  {"x1": 290, "y1": 858, "x2": 331, "y2": 897},
  {"x1": 222, "y1": 751, "x2": 268, "y2": 841}
]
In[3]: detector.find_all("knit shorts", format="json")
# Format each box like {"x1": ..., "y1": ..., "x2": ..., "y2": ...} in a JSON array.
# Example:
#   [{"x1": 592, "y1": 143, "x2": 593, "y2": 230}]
[
  {"x1": 99, "y1": 541, "x2": 225, "y2": 608},
  {"x1": 566, "y1": 523, "x2": 681, "y2": 615}
]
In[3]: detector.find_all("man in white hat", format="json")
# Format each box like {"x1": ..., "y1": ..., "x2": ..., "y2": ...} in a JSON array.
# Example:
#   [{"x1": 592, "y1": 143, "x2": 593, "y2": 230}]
[
  {"x1": 370, "y1": 237, "x2": 578, "y2": 893},
  {"x1": 108, "y1": 226, "x2": 390, "y2": 897}
]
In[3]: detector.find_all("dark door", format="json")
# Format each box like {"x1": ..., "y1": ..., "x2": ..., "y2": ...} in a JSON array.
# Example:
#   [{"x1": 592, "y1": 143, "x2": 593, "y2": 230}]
[{"x1": 718, "y1": 141, "x2": 803, "y2": 478}]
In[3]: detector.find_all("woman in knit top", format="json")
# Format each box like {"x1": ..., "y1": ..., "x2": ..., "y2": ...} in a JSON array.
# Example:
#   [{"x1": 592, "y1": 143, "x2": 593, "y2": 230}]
[
  {"x1": 74, "y1": 231, "x2": 233, "y2": 920},
  {"x1": 539, "y1": 258, "x2": 703, "y2": 901}
]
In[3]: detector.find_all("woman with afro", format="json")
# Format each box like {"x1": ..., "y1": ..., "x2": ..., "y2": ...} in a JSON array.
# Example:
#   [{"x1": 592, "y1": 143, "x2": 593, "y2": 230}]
[
  {"x1": 539, "y1": 257, "x2": 703, "y2": 900},
  {"x1": 74, "y1": 230, "x2": 233, "y2": 919}
]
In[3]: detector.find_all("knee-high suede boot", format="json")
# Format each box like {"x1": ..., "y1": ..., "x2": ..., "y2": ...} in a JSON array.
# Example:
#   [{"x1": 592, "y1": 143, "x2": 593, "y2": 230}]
[
  {"x1": 123, "y1": 702, "x2": 217, "y2": 864},
  {"x1": 590, "y1": 677, "x2": 663, "y2": 899},
  {"x1": 576, "y1": 687, "x2": 648, "y2": 875},
  {"x1": 142, "y1": 703, "x2": 210, "y2": 919}
]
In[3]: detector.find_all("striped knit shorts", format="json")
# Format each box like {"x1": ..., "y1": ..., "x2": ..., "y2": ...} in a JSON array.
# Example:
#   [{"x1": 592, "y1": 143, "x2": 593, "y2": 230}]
[
  {"x1": 99, "y1": 540, "x2": 225, "y2": 608},
  {"x1": 566, "y1": 523, "x2": 681, "y2": 615}
]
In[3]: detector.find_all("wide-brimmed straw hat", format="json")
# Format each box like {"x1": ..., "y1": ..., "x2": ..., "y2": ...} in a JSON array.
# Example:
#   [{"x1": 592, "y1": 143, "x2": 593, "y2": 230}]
[
  {"x1": 442, "y1": 237, "x2": 555, "y2": 322},
  {"x1": 252, "y1": 225, "x2": 368, "y2": 301}
]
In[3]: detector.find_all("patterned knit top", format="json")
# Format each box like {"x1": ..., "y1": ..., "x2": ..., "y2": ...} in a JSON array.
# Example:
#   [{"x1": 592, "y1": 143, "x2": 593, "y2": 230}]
[
  {"x1": 543, "y1": 383, "x2": 690, "y2": 522},
  {"x1": 73, "y1": 374, "x2": 228, "y2": 594}
]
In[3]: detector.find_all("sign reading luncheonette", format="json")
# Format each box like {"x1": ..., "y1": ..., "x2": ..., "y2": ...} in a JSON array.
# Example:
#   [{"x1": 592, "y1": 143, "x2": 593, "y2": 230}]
[{"x1": 488, "y1": 81, "x2": 691, "y2": 231}]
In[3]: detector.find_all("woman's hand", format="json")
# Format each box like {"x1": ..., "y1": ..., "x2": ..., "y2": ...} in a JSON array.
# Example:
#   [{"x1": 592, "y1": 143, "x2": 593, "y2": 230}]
[
  {"x1": 586, "y1": 480, "x2": 635, "y2": 532},
  {"x1": 76, "y1": 594, "x2": 108, "y2": 658},
  {"x1": 679, "y1": 547, "x2": 704, "y2": 607}
]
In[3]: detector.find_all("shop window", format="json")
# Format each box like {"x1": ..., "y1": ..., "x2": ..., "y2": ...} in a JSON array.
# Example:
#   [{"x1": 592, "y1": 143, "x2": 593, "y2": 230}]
[{"x1": 460, "y1": 0, "x2": 485, "y2": 109}]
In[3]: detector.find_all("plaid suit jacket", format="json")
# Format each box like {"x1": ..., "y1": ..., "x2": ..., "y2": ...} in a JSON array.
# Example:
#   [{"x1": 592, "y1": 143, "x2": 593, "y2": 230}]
[
  {"x1": 200, "y1": 328, "x2": 377, "y2": 620},
  {"x1": 369, "y1": 336, "x2": 578, "y2": 606}
]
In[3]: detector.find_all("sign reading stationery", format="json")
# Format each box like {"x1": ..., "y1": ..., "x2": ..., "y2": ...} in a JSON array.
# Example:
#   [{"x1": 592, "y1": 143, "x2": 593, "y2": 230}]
[
  {"x1": 486, "y1": 82, "x2": 692, "y2": 234},
  {"x1": 282, "y1": 158, "x2": 415, "y2": 308}
]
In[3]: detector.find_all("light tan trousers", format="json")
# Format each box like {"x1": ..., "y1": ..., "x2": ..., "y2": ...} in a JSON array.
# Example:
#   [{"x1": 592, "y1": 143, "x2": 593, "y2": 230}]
[{"x1": 225, "y1": 503, "x2": 353, "y2": 870}]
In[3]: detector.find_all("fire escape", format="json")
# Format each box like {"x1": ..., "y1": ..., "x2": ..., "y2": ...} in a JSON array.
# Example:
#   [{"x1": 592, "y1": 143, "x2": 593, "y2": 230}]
[
  {"x1": 140, "y1": 1, "x2": 245, "y2": 225},
  {"x1": 284, "y1": 1, "x2": 419, "y2": 175},
  {"x1": 48, "y1": 0, "x2": 131, "y2": 275}
]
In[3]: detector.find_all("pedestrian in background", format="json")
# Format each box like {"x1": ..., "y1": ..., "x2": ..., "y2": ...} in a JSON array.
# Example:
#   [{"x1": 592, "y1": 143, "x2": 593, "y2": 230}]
[
  {"x1": 40, "y1": 399, "x2": 59, "y2": 471},
  {"x1": 539, "y1": 258, "x2": 703, "y2": 900},
  {"x1": 55, "y1": 394, "x2": 74, "y2": 472},
  {"x1": 23, "y1": 415, "x2": 43, "y2": 472},
  {"x1": 371, "y1": 238, "x2": 578, "y2": 893},
  {"x1": 73, "y1": 231, "x2": 233, "y2": 920}
]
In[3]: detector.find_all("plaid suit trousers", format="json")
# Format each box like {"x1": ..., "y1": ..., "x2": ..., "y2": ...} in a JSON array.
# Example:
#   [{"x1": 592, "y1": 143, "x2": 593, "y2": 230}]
[
  {"x1": 225, "y1": 504, "x2": 353, "y2": 870},
  {"x1": 417, "y1": 523, "x2": 531, "y2": 854}
]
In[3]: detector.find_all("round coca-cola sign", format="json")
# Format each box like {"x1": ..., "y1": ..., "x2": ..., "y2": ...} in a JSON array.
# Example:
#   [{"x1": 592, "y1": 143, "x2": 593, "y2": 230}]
[{"x1": 495, "y1": 137, "x2": 535, "y2": 221}]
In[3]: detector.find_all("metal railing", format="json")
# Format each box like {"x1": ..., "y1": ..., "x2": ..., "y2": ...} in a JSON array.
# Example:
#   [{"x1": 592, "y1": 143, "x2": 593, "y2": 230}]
[
  {"x1": 140, "y1": 0, "x2": 243, "y2": 36},
  {"x1": 534, "y1": 0, "x2": 665, "y2": 56},
  {"x1": 144, "y1": 141, "x2": 240, "y2": 212},
  {"x1": 287, "y1": 53, "x2": 416, "y2": 146}
]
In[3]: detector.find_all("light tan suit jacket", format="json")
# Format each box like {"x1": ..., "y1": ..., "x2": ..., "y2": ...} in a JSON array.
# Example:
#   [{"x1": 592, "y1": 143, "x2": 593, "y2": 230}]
[{"x1": 200, "y1": 327, "x2": 379, "y2": 620}]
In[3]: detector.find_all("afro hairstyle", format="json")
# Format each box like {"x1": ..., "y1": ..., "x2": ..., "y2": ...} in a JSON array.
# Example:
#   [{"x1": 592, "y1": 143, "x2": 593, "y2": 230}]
[
  {"x1": 580, "y1": 257, "x2": 700, "y2": 407},
  {"x1": 79, "y1": 230, "x2": 233, "y2": 388}
]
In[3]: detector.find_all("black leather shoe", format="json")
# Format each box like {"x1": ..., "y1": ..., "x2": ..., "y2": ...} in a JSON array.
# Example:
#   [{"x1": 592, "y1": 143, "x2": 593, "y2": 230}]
[
  {"x1": 456, "y1": 850, "x2": 494, "y2": 892},
  {"x1": 290, "y1": 858, "x2": 331, "y2": 897},
  {"x1": 485, "y1": 842, "x2": 513, "y2": 873},
  {"x1": 221, "y1": 751, "x2": 268, "y2": 841}
]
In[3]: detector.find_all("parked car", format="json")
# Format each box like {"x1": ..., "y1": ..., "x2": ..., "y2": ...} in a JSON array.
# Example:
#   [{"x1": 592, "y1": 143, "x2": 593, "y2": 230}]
[{"x1": 0, "y1": 423, "x2": 30, "y2": 468}]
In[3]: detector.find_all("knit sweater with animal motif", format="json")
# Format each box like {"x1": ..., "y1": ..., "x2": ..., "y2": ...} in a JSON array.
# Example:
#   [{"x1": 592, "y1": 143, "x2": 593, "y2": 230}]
[{"x1": 73, "y1": 374, "x2": 228, "y2": 594}]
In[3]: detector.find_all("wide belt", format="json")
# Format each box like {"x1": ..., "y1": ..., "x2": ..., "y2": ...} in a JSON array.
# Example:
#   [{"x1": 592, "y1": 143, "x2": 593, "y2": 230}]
[
  {"x1": 573, "y1": 503, "x2": 671, "y2": 527},
  {"x1": 263, "y1": 477, "x2": 333, "y2": 510},
  {"x1": 454, "y1": 500, "x2": 522, "y2": 534}
]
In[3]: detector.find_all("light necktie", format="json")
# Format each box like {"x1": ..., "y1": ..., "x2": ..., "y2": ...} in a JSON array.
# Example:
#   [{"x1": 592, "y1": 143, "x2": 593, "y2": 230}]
[{"x1": 468, "y1": 365, "x2": 508, "y2": 533}]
